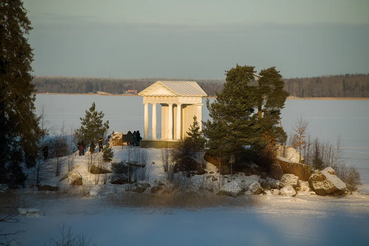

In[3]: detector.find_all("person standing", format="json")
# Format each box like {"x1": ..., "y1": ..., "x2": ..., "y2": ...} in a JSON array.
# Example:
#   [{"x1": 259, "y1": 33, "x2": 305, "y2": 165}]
[
  {"x1": 42, "y1": 146, "x2": 49, "y2": 160},
  {"x1": 132, "y1": 131, "x2": 137, "y2": 146},
  {"x1": 136, "y1": 130, "x2": 142, "y2": 146},
  {"x1": 98, "y1": 138, "x2": 103, "y2": 152},
  {"x1": 81, "y1": 141, "x2": 85, "y2": 155}
]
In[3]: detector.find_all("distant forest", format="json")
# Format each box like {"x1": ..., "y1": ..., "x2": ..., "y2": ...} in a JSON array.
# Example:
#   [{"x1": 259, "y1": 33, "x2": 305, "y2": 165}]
[{"x1": 32, "y1": 74, "x2": 369, "y2": 97}]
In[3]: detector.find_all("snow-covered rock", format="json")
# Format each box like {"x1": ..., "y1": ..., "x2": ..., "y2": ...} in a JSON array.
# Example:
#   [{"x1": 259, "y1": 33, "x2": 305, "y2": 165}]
[
  {"x1": 277, "y1": 145, "x2": 301, "y2": 163},
  {"x1": 271, "y1": 189, "x2": 280, "y2": 195},
  {"x1": 68, "y1": 170, "x2": 83, "y2": 185},
  {"x1": 218, "y1": 180, "x2": 243, "y2": 197},
  {"x1": 280, "y1": 174, "x2": 299, "y2": 188},
  {"x1": 18, "y1": 208, "x2": 42, "y2": 217},
  {"x1": 280, "y1": 185, "x2": 297, "y2": 197},
  {"x1": 248, "y1": 182, "x2": 263, "y2": 195},
  {"x1": 109, "y1": 132, "x2": 124, "y2": 146},
  {"x1": 277, "y1": 156, "x2": 311, "y2": 181},
  {"x1": 297, "y1": 180, "x2": 311, "y2": 194},
  {"x1": 89, "y1": 189, "x2": 99, "y2": 197},
  {"x1": 309, "y1": 167, "x2": 347, "y2": 196}
]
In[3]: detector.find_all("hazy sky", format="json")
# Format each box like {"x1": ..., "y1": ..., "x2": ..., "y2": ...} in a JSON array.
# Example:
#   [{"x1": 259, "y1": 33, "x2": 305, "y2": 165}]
[{"x1": 23, "y1": 0, "x2": 369, "y2": 79}]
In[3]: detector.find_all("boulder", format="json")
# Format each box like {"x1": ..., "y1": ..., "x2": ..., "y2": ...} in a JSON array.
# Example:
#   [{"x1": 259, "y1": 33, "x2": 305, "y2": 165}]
[
  {"x1": 276, "y1": 145, "x2": 301, "y2": 163},
  {"x1": 277, "y1": 156, "x2": 311, "y2": 181},
  {"x1": 248, "y1": 182, "x2": 263, "y2": 195},
  {"x1": 309, "y1": 167, "x2": 346, "y2": 196},
  {"x1": 18, "y1": 208, "x2": 42, "y2": 217},
  {"x1": 109, "y1": 132, "x2": 123, "y2": 146},
  {"x1": 90, "y1": 165, "x2": 111, "y2": 174},
  {"x1": 269, "y1": 161, "x2": 284, "y2": 180},
  {"x1": 280, "y1": 174, "x2": 299, "y2": 188},
  {"x1": 260, "y1": 177, "x2": 279, "y2": 190},
  {"x1": 89, "y1": 189, "x2": 99, "y2": 197},
  {"x1": 271, "y1": 189, "x2": 280, "y2": 195},
  {"x1": 280, "y1": 185, "x2": 296, "y2": 197},
  {"x1": 110, "y1": 176, "x2": 129, "y2": 185},
  {"x1": 297, "y1": 180, "x2": 311, "y2": 194},
  {"x1": 217, "y1": 180, "x2": 243, "y2": 197},
  {"x1": 68, "y1": 170, "x2": 83, "y2": 186},
  {"x1": 131, "y1": 182, "x2": 151, "y2": 193}
]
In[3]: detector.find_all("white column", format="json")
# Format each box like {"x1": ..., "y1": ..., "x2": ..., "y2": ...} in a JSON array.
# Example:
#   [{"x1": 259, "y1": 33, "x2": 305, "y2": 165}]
[
  {"x1": 144, "y1": 103, "x2": 149, "y2": 139},
  {"x1": 152, "y1": 103, "x2": 157, "y2": 140},
  {"x1": 197, "y1": 103, "x2": 203, "y2": 131},
  {"x1": 176, "y1": 104, "x2": 182, "y2": 140},
  {"x1": 167, "y1": 103, "x2": 173, "y2": 140}
]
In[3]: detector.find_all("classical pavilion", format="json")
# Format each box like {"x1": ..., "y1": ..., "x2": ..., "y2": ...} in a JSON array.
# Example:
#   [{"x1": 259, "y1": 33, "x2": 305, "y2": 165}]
[{"x1": 138, "y1": 81, "x2": 207, "y2": 148}]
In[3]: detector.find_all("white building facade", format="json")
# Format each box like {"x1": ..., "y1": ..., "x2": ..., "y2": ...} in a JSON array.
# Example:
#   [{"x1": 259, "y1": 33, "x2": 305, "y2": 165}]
[{"x1": 138, "y1": 81, "x2": 207, "y2": 144}]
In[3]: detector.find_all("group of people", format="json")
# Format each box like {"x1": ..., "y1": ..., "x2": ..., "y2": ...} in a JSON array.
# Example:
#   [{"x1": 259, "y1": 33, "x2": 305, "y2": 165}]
[
  {"x1": 128, "y1": 130, "x2": 142, "y2": 146},
  {"x1": 77, "y1": 138, "x2": 104, "y2": 156}
]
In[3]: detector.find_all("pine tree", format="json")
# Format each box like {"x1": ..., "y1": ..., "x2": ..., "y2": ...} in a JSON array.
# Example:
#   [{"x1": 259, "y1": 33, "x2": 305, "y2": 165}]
[
  {"x1": 0, "y1": 1, "x2": 42, "y2": 185},
  {"x1": 257, "y1": 67, "x2": 289, "y2": 145},
  {"x1": 203, "y1": 64, "x2": 288, "y2": 165},
  {"x1": 186, "y1": 116, "x2": 206, "y2": 152},
  {"x1": 203, "y1": 65, "x2": 261, "y2": 161},
  {"x1": 75, "y1": 102, "x2": 109, "y2": 145},
  {"x1": 102, "y1": 143, "x2": 114, "y2": 162}
]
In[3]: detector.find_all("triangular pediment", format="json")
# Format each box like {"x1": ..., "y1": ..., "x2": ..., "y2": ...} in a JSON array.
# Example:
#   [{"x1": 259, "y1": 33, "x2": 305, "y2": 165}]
[
  {"x1": 138, "y1": 82, "x2": 176, "y2": 96},
  {"x1": 138, "y1": 81, "x2": 207, "y2": 97}
]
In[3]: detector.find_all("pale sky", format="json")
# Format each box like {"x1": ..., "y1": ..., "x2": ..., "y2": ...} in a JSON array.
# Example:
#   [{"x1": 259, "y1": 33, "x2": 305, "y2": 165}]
[{"x1": 23, "y1": 0, "x2": 369, "y2": 79}]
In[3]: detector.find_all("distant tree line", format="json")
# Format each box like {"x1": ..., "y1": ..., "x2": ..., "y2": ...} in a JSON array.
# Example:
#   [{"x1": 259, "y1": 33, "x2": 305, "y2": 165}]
[
  {"x1": 32, "y1": 76, "x2": 224, "y2": 96},
  {"x1": 284, "y1": 73, "x2": 369, "y2": 97},
  {"x1": 32, "y1": 73, "x2": 369, "y2": 97}
]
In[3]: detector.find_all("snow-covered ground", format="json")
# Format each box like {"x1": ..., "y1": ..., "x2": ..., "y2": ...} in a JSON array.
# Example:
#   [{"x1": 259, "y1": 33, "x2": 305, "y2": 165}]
[{"x1": 2, "y1": 147, "x2": 369, "y2": 246}]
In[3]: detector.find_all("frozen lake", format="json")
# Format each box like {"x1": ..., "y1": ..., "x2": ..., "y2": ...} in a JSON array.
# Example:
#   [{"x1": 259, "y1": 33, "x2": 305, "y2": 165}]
[{"x1": 34, "y1": 94, "x2": 369, "y2": 185}]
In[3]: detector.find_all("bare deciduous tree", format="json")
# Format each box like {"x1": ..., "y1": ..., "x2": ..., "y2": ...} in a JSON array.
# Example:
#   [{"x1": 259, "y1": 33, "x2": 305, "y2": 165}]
[{"x1": 292, "y1": 117, "x2": 308, "y2": 163}]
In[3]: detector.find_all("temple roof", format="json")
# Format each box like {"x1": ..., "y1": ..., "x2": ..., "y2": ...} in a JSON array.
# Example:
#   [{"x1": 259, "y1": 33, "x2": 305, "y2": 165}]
[{"x1": 138, "y1": 81, "x2": 207, "y2": 97}]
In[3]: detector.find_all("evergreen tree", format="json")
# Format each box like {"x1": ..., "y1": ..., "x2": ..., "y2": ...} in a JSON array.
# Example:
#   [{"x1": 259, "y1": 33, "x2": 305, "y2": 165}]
[
  {"x1": 75, "y1": 102, "x2": 109, "y2": 145},
  {"x1": 256, "y1": 67, "x2": 289, "y2": 146},
  {"x1": 203, "y1": 64, "x2": 288, "y2": 165},
  {"x1": 102, "y1": 143, "x2": 114, "y2": 162},
  {"x1": 186, "y1": 116, "x2": 206, "y2": 153},
  {"x1": 0, "y1": 1, "x2": 42, "y2": 184},
  {"x1": 203, "y1": 65, "x2": 261, "y2": 162}
]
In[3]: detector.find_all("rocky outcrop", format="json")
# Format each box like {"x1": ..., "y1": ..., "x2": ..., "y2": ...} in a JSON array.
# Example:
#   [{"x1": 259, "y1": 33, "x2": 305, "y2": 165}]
[
  {"x1": 280, "y1": 174, "x2": 299, "y2": 188},
  {"x1": 277, "y1": 156, "x2": 311, "y2": 181},
  {"x1": 109, "y1": 132, "x2": 123, "y2": 146},
  {"x1": 309, "y1": 167, "x2": 346, "y2": 196},
  {"x1": 276, "y1": 145, "x2": 301, "y2": 163},
  {"x1": 269, "y1": 161, "x2": 284, "y2": 180}
]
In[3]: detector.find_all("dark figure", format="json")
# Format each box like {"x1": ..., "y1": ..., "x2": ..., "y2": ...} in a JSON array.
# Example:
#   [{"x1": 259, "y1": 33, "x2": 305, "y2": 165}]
[
  {"x1": 90, "y1": 141, "x2": 95, "y2": 154},
  {"x1": 42, "y1": 146, "x2": 49, "y2": 160},
  {"x1": 126, "y1": 131, "x2": 133, "y2": 145},
  {"x1": 81, "y1": 141, "x2": 85, "y2": 155},
  {"x1": 98, "y1": 138, "x2": 103, "y2": 152},
  {"x1": 78, "y1": 142, "x2": 84, "y2": 156},
  {"x1": 136, "y1": 130, "x2": 142, "y2": 146},
  {"x1": 133, "y1": 131, "x2": 137, "y2": 146}
]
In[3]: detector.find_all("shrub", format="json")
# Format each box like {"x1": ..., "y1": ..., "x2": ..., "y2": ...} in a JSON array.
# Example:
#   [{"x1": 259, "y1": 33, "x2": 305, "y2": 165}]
[
  {"x1": 102, "y1": 143, "x2": 114, "y2": 162},
  {"x1": 44, "y1": 224, "x2": 96, "y2": 246}
]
